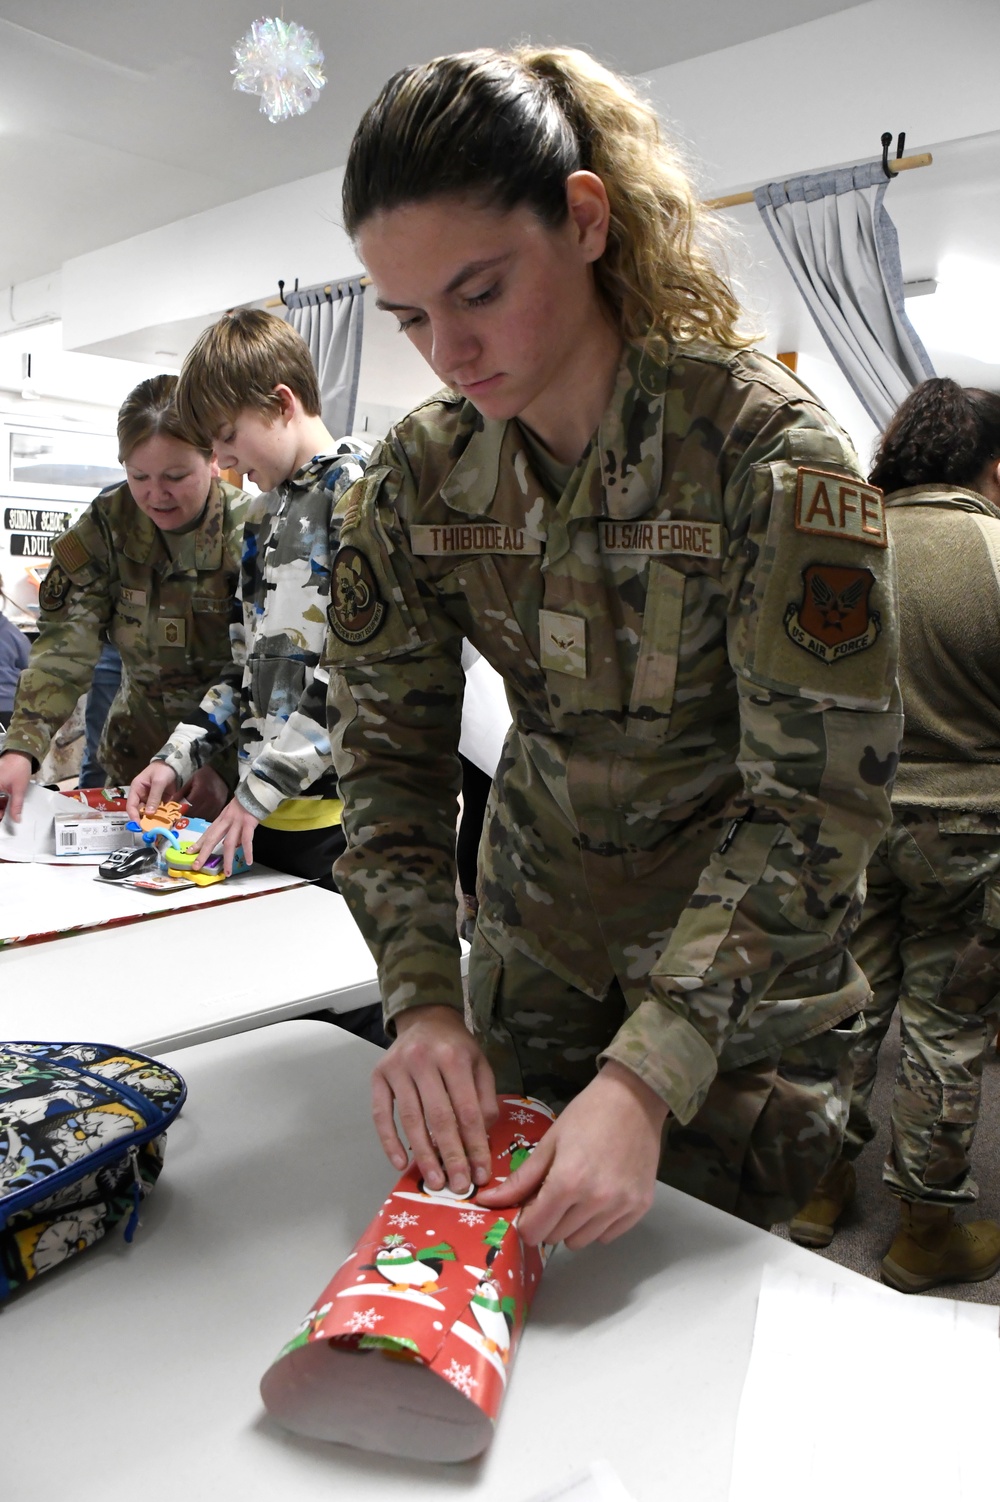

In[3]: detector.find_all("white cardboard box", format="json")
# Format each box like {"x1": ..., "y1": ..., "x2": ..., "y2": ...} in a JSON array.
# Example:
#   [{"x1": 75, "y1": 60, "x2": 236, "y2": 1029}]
[{"x1": 53, "y1": 809, "x2": 135, "y2": 855}]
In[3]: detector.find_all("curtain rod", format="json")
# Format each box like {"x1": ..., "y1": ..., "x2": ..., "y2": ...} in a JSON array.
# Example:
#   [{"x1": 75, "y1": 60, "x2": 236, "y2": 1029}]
[
  {"x1": 261, "y1": 150, "x2": 933, "y2": 298},
  {"x1": 703, "y1": 151, "x2": 933, "y2": 211},
  {"x1": 265, "y1": 274, "x2": 371, "y2": 310}
]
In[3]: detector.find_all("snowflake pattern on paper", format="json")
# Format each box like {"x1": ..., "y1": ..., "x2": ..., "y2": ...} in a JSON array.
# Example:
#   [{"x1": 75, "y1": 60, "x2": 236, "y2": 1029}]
[
  {"x1": 509, "y1": 1109, "x2": 536, "y2": 1125},
  {"x1": 443, "y1": 1359, "x2": 479, "y2": 1397},
  {"x1": 346, "y1": 1308, "x2": 384, "y2": 1334},
  {"x1": 458, "y1": 1210, "x2": 487, "y2": 1227},
  {"x1": 387, "y1": 1211, "x2": 419, "y2": 1229}
]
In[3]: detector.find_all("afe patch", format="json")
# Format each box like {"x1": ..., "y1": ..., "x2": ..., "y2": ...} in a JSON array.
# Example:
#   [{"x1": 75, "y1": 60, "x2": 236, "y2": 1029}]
[
  {"x1": 785, "y1": 564, "x2": 880, "y2": 664},
  {"x1": 795, "y1": 467, "x2": 886, "y2": 547},
  {"x1": 329, "y1": 546, "x2": 387, "y2": 645},
  {"x1": 38, "y1": 563, "x2": 71, "y2": 611}
]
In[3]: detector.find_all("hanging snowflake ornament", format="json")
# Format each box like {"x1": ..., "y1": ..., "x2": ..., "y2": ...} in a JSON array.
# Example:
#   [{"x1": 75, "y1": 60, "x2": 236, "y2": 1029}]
[{"x1": 231, "y1": 17, "x2": 326, "y2": 124}]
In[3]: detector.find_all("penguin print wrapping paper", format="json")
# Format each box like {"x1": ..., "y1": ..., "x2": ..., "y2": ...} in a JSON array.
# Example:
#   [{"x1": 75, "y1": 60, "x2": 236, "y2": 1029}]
[{"x1": 259, "y1": 1095, "x2": 555, "y2": 1462}]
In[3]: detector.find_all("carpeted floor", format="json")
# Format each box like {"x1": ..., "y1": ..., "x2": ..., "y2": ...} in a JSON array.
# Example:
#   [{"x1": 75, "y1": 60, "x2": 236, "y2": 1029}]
[{"x1": 771, "y1": 1014, "x2": 1000, "y2": 1303}]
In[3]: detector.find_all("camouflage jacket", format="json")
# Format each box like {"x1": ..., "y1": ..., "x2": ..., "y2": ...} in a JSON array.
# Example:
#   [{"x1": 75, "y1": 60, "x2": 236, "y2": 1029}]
[
  {"x1": 883, "y1": 484, "x2": 1000, "y2": 812},
  {"x1": 1, "y1": 478, "x2": 248, "y2": 783},
  {"x1": 154, "y1": 446, "x2": 367, "y2": 820},
  {"x1": 323, "y1": 343, "x2": 901, "y2": 1122}
]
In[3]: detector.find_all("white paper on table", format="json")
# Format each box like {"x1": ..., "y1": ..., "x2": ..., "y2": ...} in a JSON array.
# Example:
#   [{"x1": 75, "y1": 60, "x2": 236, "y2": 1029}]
[
  {"x1": 730, "y1": 1263, "x2": 1000, "y2": 1502},
  {"x1": 0, "y1": 859, "x2": 306, "y2": 947},
  {"x1": 459, "y1": 654, "x2": 511, "y2": 778},
  {"x1": 522, "y1": 1459, "x2": 638, "y2": 1502},
  {"x1": 0, "y1": 783, "x2": 107, "y2": 864}
]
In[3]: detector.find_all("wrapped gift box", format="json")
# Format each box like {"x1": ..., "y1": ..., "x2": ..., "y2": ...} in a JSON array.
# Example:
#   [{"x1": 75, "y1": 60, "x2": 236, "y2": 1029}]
[{"x1": 260, "y1": 1094, "x2": 555, "y2": 1462}]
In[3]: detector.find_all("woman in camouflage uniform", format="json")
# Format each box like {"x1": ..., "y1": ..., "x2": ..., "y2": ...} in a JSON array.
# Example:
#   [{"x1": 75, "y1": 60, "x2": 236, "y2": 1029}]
[
  {"x1": 791, "y1": 379, "x2": 1000, "y2": 1291},
  {"x1": 322, "y1": 48, "x2": 900, "y2": 1248},
  {"x1": 0, "y1": 376, "x2": 248, "y2": 820}
]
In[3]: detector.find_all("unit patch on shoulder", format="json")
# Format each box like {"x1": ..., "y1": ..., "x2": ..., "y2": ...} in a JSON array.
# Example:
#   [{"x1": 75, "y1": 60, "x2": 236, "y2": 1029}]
[
  {"x1": 38, "y1": 563, "x2": 71, "y2": 611},
  {"x1": 328, "y1": 546, "x2": 387, "y2": 645},
  {"x1": 795, "y1": 467, "x2": 886, "y2": 547},
  {"x1": 784, "y1": 564, "x2": 880, "y2": 664}
]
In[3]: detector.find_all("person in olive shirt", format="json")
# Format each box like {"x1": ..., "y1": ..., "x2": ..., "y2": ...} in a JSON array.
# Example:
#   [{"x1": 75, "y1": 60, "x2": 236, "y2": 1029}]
[
  {"x1": 790, "y1": 378, "x2": 1000, "y2": 1293},
  {"x1": 0, "y1": 375, "x2": 248, "y2": 820}
]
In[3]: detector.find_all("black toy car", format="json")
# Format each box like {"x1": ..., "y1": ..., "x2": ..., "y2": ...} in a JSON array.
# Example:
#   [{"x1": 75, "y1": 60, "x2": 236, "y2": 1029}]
[{"x1": 98, "y1": 845, "x2": 159, "y2": 882}]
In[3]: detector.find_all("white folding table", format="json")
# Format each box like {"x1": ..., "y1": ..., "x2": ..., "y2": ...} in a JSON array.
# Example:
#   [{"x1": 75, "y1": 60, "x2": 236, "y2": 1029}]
[
  {"x1": 0, "y1": 884, "x2": 385, "y2": 1050},
  {"x1": 0, "y1": 1020, "x2": 877, "y2": 1502}
]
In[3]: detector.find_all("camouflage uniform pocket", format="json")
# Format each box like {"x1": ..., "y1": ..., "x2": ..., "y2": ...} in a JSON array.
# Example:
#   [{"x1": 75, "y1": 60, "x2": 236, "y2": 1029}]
[
  {"x1": 468, "y1": 928, "x2": 504, "y2": 1039},
  {"x1": 626, "y1": 559, "x2": 685, "y2": 741},
  {"x1": 984, "y1": 880, "x2": 1000, "y2": 932}
]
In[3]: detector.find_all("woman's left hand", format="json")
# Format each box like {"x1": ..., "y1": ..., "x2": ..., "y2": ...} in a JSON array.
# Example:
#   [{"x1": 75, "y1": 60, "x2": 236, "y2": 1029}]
[
  {"x1": 191, "y1": 796, "x2": 259, "y2": 876},
  {"x1": 475, "y1": 1061, "x2": 668, "y2": 1249},
  {"x1": 179, "y1": 764, "x2": 231, "y2": 822}
]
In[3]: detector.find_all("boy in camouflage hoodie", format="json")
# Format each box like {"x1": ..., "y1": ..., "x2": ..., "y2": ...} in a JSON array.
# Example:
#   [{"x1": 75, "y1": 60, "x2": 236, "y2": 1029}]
[{"x1": 127, "y1": 311, "x2": 384, "y2": 1044}]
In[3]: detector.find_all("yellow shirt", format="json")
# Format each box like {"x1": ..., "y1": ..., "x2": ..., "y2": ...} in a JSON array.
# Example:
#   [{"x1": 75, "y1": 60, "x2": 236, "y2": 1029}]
[{"x1": 261, "y1": 797, "x2": 343, "y2": 832}]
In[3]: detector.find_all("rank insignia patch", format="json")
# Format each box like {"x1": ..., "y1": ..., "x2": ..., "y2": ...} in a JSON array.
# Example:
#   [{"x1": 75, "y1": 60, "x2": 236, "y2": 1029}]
[
  {"x1": 156, "y1": 617, "x2": 186, "y2": 648},
  {"x1": 784, "y1": 564, "x2": 880, "y2": 664},
  {"x1": 329, "y1": 546, "x2": 387, "y2": 645},
  {"x1": 38, "y1": 563, "x2": 71, "y2": 611}
]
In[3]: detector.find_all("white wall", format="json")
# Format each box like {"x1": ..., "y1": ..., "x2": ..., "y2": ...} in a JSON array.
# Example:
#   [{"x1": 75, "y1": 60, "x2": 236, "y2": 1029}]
[
  {"x1": 62, "y1": 167, "x2": 356, "y2": 355},
  {"x1": 644, "y1": 0, "x2": 1000, "y2": 195}
]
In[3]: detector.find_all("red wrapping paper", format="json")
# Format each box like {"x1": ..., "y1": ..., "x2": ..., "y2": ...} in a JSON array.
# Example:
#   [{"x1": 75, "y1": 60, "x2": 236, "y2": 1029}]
[{"x1": 260, "y1": 1094, "x2": 555, "y2": 1462}]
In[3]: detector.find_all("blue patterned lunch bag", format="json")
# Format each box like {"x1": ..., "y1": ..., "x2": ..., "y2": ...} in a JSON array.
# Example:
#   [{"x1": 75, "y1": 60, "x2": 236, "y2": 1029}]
[{"x1": 0, "y1": 1041, "x2": 186, "y2": 1298}]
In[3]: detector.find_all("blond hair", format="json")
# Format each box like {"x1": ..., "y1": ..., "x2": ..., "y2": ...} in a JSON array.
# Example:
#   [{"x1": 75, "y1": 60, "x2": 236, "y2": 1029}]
[
  {"x1": 343, "y1": 46, "x2": 749, "y2": 354},
  {"x1": 117, "y1": 374, "x2": 211, "y2": 465},
  {"x1": 175, "y1": 309, "x2": 322, "y2": 445}
]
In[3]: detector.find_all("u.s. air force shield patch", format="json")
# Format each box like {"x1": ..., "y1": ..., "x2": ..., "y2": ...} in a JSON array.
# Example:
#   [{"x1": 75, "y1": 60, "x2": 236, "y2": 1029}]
[
  {"x1": 784, "y1": 563, "x2": 880, "y2": 664},
  {"x1": 328, "y1": 546, "x2": 387, "y2": 645}
]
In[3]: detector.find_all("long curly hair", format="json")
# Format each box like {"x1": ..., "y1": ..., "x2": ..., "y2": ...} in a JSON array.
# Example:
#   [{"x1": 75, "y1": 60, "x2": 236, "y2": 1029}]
[
  {"x1": 342, "y1": 46, "x2": 749, "y2": 355},
  {"x1": 869, "y1": 379, "x2": 1000, "y2": 494}
]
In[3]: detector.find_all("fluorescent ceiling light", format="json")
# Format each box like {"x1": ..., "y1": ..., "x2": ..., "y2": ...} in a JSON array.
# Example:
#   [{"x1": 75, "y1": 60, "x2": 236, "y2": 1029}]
[{"x1": 904, "y1": 256, "x2": 1000, "y2": 365}]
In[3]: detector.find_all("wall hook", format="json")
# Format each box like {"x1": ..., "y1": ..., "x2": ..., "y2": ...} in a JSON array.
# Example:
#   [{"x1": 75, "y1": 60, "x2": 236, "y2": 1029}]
[{"x1": 881, "y1": 131, "x2": 906, "y2": 180}]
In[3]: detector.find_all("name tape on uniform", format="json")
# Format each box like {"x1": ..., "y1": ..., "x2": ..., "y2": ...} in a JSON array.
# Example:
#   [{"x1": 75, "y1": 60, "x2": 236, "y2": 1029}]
[
  {"x1": 119, "y1": 588, "x2": 147, "y2": 607},
  {"x1": 410, "y1": 523, "x2": 542, "y2": 556},
  {"x1": 794, "y1": 467, "x2": 886, "y2": 548},
  {"x1": 599, "y1": 519, "x2": 722, "y2": 559}
]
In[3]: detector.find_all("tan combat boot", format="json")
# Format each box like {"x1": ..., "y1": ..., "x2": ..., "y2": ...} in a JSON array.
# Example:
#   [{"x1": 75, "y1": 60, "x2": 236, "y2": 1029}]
[
  {"x1": 788, "y1": 1159, "x2": 856, "y2": 1247},
  {"x1": 881, "y1": 1201, "x2": 1000, "y2": 1293}
]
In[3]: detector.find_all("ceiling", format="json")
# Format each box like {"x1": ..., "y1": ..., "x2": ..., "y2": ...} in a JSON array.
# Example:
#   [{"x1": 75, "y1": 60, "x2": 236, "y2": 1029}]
[{"x1": 0, "y1": 0, "x2": 867, "y2": 289}]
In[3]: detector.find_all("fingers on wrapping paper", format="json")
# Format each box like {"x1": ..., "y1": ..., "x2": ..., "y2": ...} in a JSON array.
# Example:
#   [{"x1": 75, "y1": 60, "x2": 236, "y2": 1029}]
[
  {"x1": 371, "y1": 1063, "x2": 493, "y2": 1195},
  {"x1": 371, "y1": 1070, "x2": 409, "y2": 1170}
]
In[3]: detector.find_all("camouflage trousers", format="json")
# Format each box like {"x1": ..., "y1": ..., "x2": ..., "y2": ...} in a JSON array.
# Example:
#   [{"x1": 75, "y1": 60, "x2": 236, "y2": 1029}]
[
  {"x1": 469, "y1": 932, "x2": 859, "y2": 1229},
  {"x1": 846, "y1": 807, "x2": 1000, "y2": 1205}
]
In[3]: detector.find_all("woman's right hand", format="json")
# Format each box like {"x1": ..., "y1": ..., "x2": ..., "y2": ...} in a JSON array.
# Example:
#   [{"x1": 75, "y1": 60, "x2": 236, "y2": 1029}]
[
  {"x1": 125, "y1": 761, "x2": 180, "y2": 821},
  {"x1": 0, "y1": 751, "x2": 33, "y2": 822},
  {"x1": 372, "y1": 1004, "x2": 498, "y2": 1195}
]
